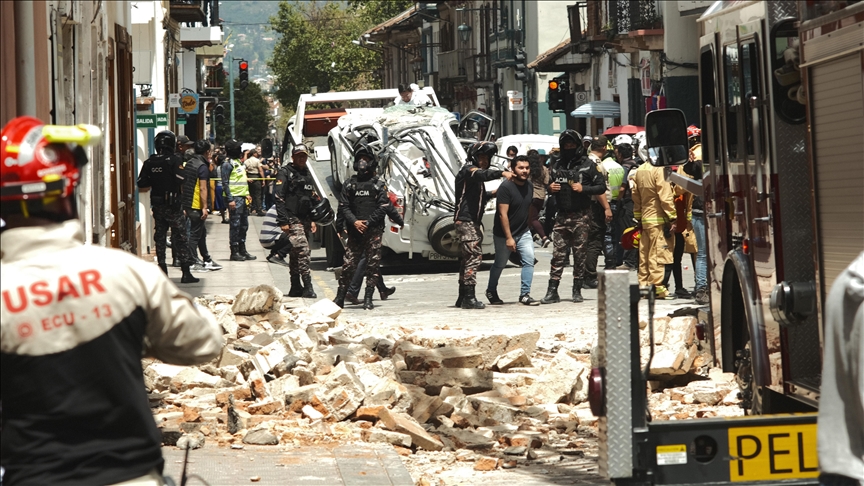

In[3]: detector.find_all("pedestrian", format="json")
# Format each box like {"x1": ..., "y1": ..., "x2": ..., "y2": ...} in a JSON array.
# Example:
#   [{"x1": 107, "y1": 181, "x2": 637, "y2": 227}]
[
  {"x1": 333, "y1": 143, "x2": 390, "y2": 310},
  {"x1": 274, "y1": 145, "x2": 319, "y2": 298},
  {"x1": 0, "y1": 116, "x2": 223, "y2": 486},
  {"x1": 258, "y1": 204, "x2": 291, "y2": 267},
  {"x1": 183, "y1": 140, "x2": 222, "y2": 272},
  {"x1": 486, "y1": 155, "x2": 540, "y2": 306},
  {"x1": 632, "y1": 156, "x2": 678, "y2": 299},
  {"x1": 506, "y1": 145, "x2": 518, "y2": 159},
  {"x1": 540, "y1": 130, "x2": 607, "y2": 304},
  {"x1": 615, "y1": 138, "x2": 640, "y2": 270},
  {"x1": 683, "y1": 143, "x2": 709, "y2": 304},
  {"x1": 245, "y1": 148, "x2": 265, "y2": 216},
  {"x1": 584, "y1": 136, "x2": 616, "y2": 288},
  {"x1": 136, "y1": 130, "x2": 198, "y2": 283},
  {"x1": 222, "y1": 139, "x2": 256, "y2": 261},
  {"x1": 213, "y1": 150, "x2": 229, "y2": 224},
  {"x1": 527, "y1": 153, "x2": 550, "y2": 247},
  {"x1": 453, "y1": 141, "x2": 514, "y2": 309},
  {"x1": 817, "y1": 252, "x2": 863, "y2": 486},
  {"x1": 394, "y1": 83, "x2": 433, "y2": 106}
]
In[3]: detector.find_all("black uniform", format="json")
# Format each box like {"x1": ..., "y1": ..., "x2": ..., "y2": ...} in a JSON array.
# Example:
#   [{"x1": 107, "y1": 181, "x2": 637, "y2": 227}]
[
  {"x1": 137, "y1": 153, "x2": 192, "y2": 266},
  {"x1": 274, "y1": 164, "x2": 318, "y2": 278},
  {"x1": 338, "y1": 174, "x2": 389, "y2": 289}
]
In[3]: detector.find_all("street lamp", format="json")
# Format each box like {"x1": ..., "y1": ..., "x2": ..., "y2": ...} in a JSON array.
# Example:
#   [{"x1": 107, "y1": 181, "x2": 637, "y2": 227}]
[
  {"x1": 458, "y1": 23, "x2": 472, "y2": 44},
  {"x1": 411, "y1": 55, "x2": 424, "y2": 73}
]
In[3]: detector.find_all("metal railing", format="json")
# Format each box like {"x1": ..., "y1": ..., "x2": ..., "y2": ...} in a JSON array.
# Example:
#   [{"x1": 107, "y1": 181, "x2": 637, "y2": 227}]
[{"x1": 613, "y1": 0, "x2": 662, "y2": 34}]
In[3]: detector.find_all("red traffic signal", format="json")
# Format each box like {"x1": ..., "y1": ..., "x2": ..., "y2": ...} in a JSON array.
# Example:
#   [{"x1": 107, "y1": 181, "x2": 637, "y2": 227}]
[
  {"x1": 238, "y1": 60, "x2": 249, "y2": 90},
  {"x1": 239, "y1": 61, "x2": 248, "y2": 70}
]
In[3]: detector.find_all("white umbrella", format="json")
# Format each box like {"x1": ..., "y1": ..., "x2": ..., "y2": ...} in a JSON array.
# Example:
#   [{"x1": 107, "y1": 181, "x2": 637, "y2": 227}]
[
  {"x1": 240, "y1": 142, "x2": 256, "y2": 152},
  {"x1": 570, "y1": 101, "x2": 621, "y2": 118}
]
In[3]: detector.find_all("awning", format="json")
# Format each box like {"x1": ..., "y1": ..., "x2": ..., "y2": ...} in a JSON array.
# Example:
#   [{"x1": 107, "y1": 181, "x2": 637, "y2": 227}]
[
  {"x1": 603, "y1": 125, "x2": 644, "y2": 136},
  {"x1": 570, "y1": 101, "x2": 620, "y2": 118}
]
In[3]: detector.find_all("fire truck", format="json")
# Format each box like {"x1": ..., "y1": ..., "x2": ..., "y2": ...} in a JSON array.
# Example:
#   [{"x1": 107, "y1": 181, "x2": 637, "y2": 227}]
[{"x1": 590, "y1": 1, "x2": 863, "y2": 484}]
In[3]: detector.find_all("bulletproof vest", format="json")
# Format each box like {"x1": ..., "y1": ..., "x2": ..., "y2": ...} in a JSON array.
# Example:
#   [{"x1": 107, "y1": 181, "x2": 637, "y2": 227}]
[
  {"x1": 147, "y1": 154, "x2": 183, "y2": 206},
  {"x1": 350, "y1": 177, "x2": 381, "y2": 221},
  {"x1": 282, "y1": 165, "x2": 315, "y2": 218},
  {"x1": 551, "y1": 157, "x2": 580, "y2": 213}
]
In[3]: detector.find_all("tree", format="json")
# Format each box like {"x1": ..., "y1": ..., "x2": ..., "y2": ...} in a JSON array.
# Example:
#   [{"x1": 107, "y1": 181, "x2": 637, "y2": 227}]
[
  {"x1": 347, "y1": 0, "x2": 415, "y2": 24},
  {"x1": 214, "y1": 78, "x2": 272, "y2": 145}
]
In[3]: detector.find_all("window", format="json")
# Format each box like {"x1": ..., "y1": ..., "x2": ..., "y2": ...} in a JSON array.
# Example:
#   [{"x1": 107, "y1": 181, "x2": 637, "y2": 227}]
[
  {"x1": 739, "y1": 41, "x2": 761, "y2": 157},
  {"x1": 724, "y1": 44, "x2": 740, "y2": 160},
  {"x1": 700, "y1": 47, "x2": 719, "y2": 170},
  {"x1": 770, "y1": 21, "x2": 805, "y2": 124}
]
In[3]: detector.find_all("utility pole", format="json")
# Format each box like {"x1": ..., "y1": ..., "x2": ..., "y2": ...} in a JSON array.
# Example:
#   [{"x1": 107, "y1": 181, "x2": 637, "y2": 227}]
[{"x1": 229, "y1": 55, "x2": 236, "y2": 139}]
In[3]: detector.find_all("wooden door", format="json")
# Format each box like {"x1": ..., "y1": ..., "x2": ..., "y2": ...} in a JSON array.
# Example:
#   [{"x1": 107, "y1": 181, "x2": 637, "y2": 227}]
[{"x1": 110, "y1": 25, "x2": 137, "y2": 252}]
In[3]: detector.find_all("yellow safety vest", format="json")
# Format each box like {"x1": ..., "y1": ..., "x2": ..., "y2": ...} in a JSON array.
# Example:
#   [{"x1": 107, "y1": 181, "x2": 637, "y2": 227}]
[{"x1": 227, "y1": 159, "x2": 249, "y2": 197}]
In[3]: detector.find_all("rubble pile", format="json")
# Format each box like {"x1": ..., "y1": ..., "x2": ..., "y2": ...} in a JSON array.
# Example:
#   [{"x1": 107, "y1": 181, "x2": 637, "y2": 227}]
[{"x1": 144, "y1": 286, "x2": 741, "y2": 483}]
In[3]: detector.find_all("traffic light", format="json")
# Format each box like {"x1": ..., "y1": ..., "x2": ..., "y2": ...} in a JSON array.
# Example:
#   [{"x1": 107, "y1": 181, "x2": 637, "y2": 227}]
[
  {"x1": 548, "y1": 77, "x2": 568, "y2": 113},
  {"x1": 215, "y1": 104, "x2": 225, "y2": 123},
  {"x1": 514, "y1": 50, "x2": 529, "y2": 82},
  {"x1": 239, "y1": 60, "x2": 249, "y2": 90},
  {"x1": 261, "y1": 138, "x2": 273, "y2": 158}
]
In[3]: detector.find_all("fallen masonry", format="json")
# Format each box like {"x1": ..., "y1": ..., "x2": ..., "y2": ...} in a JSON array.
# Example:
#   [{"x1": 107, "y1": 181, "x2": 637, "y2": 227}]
[{"x1": 145, "y1": 287, "x2": 744, "y2": 485}]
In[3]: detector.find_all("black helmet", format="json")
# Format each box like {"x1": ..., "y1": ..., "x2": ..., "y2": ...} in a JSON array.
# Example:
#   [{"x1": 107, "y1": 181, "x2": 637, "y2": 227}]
[
  {"x1": 559, "y1": 129, "x2": 583, "y2": 147},
  {"x1": 467, "y1": 141, "x2": 497, "y2": 166},
  {"x1": 558, "y1": 129, "x2": 586, "y2": 162},
  {"x1": 194, "y1": 139, "x2": 211, "y2": 155},
  {"x1": 352, "y1": 142, "x2": 378, "y2": 173},
  {"x1": 154, "y1": 130, "x2": 176, "y2": 155},
  {"x1": 225, "y1": 139, "x2": 242, "y2": 158},
  {"x1": 309, "y1": 198, "x2": 335, "y2": 226}
]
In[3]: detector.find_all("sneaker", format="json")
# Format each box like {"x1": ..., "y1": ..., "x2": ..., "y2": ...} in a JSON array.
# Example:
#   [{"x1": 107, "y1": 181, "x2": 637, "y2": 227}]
[
  {"x1": 203, "y1": 259, "x2": 223, "y2": 271},
  {"x1": 674, "y1": 288, "x2": 693, "y2": 299},
  {"x1": 519, "y1": 294, "x2": 540, "y2": 306},
  {"x1": 694, "y1": 288, "x2": 710, "y2": 305},
  {"x1": 533, "y1": 234, "x2": 541, "y2": 244},
  {"x1": 266, "y1": 254, "x2": 290, "y2": 267},
  {"x1": 541, "y1": 237, "x2": 552, "y2": 248},
  {"x1": 190, "y1": 263, "x2": 210, "y2": 273},
  {"x1": 485, "y1": 289, "x2": 504, "y2": 305}
]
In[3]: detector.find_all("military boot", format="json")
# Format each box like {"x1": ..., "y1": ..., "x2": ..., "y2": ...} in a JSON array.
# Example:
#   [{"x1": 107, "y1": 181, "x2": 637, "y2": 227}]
[
  {"x1": 572, "y1": 279, "x2": 584, "y2": 303},
  {"x1": 180, "y1": 265, "x2": 200, "y2": 284},
  {"x1": 461, "y1": 285, "x2": 486, "y2": 309},
  {"x1": 230, "y1": 245, "x2": 245, "y2": 262},
  {"x1": 362, "y1": 287, "x2": 375, "y2": 310},
  {"x1": 540, "y1": 279, "x2": 560, "y2": 304},
  {"x1": 455, "y1": 283, "x2": 465, "y2": 307},
  {"x1": 239, "y1": 242, "x2": 257, "y2": 260},
  {"x1": 302, "y1": 274, "x2": 317, "y2": 298},
  {"x1": 158, "y1": 262, "x2": 169, "y2": 275},
  {"x1": 334, "y1": 286, "x2": 347, "y2": 308},
  {"x1": 287, "y1": 275, "x2": 303, "y2": 297}
]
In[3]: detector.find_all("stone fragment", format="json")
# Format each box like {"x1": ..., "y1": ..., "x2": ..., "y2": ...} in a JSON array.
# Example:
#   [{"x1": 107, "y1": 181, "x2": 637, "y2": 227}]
[
  {"x1": 504, "y1": 446, "x2": 527, "y2": 456},
  {"x1": 284, "y1": 384, "x2": 323, "y2": 405},
  {"x1": 247, "y1": 399, "x2": 283, "y2": 415},
  {"x1": 649, "y1": 346, "x2": 687, "y2": 376},
  {"x1": 215, "y1": 305, "x2": 238, "y2": 336},
  {"x1": 282, "y1": 330, "x2": 316, "y2": 353},
  {"x1": 528, "y1": 349, "x2": 587, "y2": 404},
  {"x1": 216, "y1": 387, "x2": 253, "y2": 406},
  {"x1": 252, "y1": 341, "x2": 289, "y2": 376},
  {"x1": 144, "y1": 363, "x2": 186, "y2": 392},
  {"x1": 182, "y1": 405, "x2": 200, "y2": 423},
  {"x1": 362, "y1": 429, "x2": 413, "y2": 448},
  {"x1": 411, "y1": 394, "x2": 444, "y2": 424},
  {"x1": 406, "y1": 330, "x2": 540, "y2": 367},
  {"x1": 302, "y1": 405, "x2": 324, "y2": 421},
  {"x1": 493, "y1": 348, "x2": 532, "y2": 372},
  {"x1": 527, "y1": 449, "x2": 539, "y2": 460},
  {"x1": 402, "y1": 345, "x2": 484, "y2": 371},
  {"x1": 266, "y1": 374, "x2": 300, "y2": 404},
  {"x1": 309, "y1": 299, "x2": 343, "y2": 319},
  {"x1": 219, "y1": 348, "x2": 250, "y2": 369},
  {"x1": 354, "y1": 406, "x2": 387, "y2": 422},
  {"x1": 314, "y1": 361, "x2": 366, "y2": 421},
  {"x1": 378, "y1": 410, "x2": 444, "y2": 451},
  {"x1": 376, "y1": 338, "x2": 395, "y2": 358},
  {"x1": 232, "y1": 285, "x2": 283, "y2": 316},
  {"x1": 242, "y1": 428, "x2": 279, "y2": 445},
  {"x1": 473, "y1": 457, "x2": 500, "y2": 471},
  {"x1": 502, "y1": 460, "x2": 517, "y2": 469},
  {"x1": 292, "y1": 366, "x2": 315, "y2": 386},
  {"x1": 170, "y1": 368, "x2": 223, "y2": 393},
  {"x1": 250, "y1": 378, "x2": 268, "y2": 400},
  {"x1": 435, "y1": 426, "x2": 497, "y2": 450},
  {"x1": 176, "y1": 431, "x2": 205, "y2": 450},
  {"x1": 399, "y1": 368, "x2": 493, "y2": 395}
]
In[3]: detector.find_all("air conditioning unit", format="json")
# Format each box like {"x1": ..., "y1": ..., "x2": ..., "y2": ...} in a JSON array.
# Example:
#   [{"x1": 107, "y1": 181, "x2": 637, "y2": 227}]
[{"x1": 574, "y1": 91, "x2": 589, "y2": 107}]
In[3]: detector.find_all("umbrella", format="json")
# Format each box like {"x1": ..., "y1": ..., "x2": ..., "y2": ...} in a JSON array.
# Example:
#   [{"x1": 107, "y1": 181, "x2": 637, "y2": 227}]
[
  {"x1": 604, "y1": 125, "x2": 644, "y2": 136},
  {"x1": 241, "y1": 142, "x2": 256, "y2": 152},
  {"x1": 570, "y1": 100, "x2": 620, "y2": 118}
]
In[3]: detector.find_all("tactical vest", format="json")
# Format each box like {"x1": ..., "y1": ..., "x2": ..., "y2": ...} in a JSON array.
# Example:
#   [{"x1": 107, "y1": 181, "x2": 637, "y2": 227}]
[
  {"x1": 227, "y1": 159, "x2": 249, "y2": 197},
  {"x1": 181, "y1": 155, "x2": 206, "y2": 209},
  {"x1": 552, "y1": 158, "x2": 578, "y2": 213},
  {"x1": 350, "y1": 178, "x2": 382, "y2": 221},
  {"x1": 146, "y1": 154, "x2": 183, "y2": 207},
  {"x1": 281, "y1": 165, "x2": 315, "y2": 218}
]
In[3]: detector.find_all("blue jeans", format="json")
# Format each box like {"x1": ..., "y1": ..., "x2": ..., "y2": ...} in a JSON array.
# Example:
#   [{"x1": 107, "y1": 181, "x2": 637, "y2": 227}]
[
  {"x1": 487, "y1": 232, "x2": 535, "y2": 296},
  {"x1": 692, "y1": 214, "x2": 707, "y2": 290}
]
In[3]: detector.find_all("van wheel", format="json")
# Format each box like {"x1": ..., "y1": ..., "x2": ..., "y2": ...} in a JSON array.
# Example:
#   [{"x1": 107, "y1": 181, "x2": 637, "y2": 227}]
[
  {"x1": 428, "y1": 216, "x2": 462, "y2": 259},
  {"x1": 324, "y1": 225, "x2": 344, "y2": 268}
]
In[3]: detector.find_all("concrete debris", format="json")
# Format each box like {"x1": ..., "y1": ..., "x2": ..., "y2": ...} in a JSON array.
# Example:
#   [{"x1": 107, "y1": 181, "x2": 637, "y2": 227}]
[{"x1": 149, "y1": 289, "x2": 741, "y2": 484}]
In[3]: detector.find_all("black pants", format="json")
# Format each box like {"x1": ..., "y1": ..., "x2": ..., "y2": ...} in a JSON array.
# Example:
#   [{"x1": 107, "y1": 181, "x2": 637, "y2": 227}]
[
  {"x1": 347, "y1": 251, "x2": 388, "y2": 296},
  {"x1": 248, "y1": 179, "x2": 263, "y2": 214},
  {"x1": 585, "y1": 202, "x2": 605, "y2": 281},
  {"x1": 617, "y1": 199, "x2": 638, "y2": 268},
  {"x1": 664, "y1": 232, "x2": 686, "y2": 292},
  {"x1": 186, "y1": 208, "x2": 210, "y2": 262},
  {"x1": 268, "y1": 232, "x2": 292, "y2": 259}
]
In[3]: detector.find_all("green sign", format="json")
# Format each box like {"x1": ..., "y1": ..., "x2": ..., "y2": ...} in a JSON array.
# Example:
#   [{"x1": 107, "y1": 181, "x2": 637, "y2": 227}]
[
  {"x1": 156, "y1": 113, "x2": 168, "y2": 126},
  {"x1": 176, "y1": 118, "x2": 187, "y2": 125},
  {"x1": 136, "y1": 114, "x2": 157, "y2": 128}
]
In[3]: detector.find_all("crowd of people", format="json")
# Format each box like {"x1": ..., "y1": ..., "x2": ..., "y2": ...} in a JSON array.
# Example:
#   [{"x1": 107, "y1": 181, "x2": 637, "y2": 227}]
[{"x1": 454, "y1": 126, "x2": 709, "y2": 308}]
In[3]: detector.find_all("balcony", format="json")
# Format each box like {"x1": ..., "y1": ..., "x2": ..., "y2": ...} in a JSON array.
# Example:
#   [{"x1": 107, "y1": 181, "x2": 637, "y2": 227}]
[
  {"x1": 606, "y1": 0, "x2": 664, "y2": 53},
  {"x1": 439, "y1": 49, "x2": 468, "y2": 81},
  {"x1": 489, "y1": 29, "x2": 521, "y2": 67},
  {"x1": 169, "y1": 0, "x2": 218, "y2": 25},
  {"x1": 180, "y1": 25, "x2": 222, "y2": 48},
  {"x1": 469, "y1": 54, "x2": 493, "y2": 83}
]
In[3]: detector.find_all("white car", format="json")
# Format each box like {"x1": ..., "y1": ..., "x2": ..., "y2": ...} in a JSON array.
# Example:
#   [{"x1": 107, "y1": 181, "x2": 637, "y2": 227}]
[
  {"x1": 495, "y1": 134, "x2": 559, "y2": 157},
  {"x1": 328, "y1": 105, "x2": 498, "y2": 261}
]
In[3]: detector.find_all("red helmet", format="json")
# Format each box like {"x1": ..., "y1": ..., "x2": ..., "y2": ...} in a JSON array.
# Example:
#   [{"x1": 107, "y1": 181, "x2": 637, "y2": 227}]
[
  {"x1": 687, "y1": 125, "x2": 701, "y2": 139},
  {"x1": 1, "y1": 116, "x2": 100, "y2": 220},
  {"x1": 621, "y1": 226, "x2": 641, "y2": 250}
]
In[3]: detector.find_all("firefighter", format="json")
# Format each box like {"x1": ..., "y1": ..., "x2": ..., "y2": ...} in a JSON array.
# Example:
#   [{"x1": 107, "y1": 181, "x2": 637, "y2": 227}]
[
  {"x1": 334, "y1": 143, "x2": 390, "y2": 310},
  {"x1": 632, "y1": 157, "x2": 678, "y2": 299},
  {"x1": 0, "y1": 116, "x2": 223, "y2": 486},
  {"x1": 221, "y1": 139, "x2": 256, "y2": 262},
  {"x1": 137, "y1": 130, "x2": 198, "y2": 283},
  {"x1": 454, "y1": 141, "x2": 513, "y2": 309},
  {"x1": 540, "y1": 130, "x2": 607, "y2": 304},
  {"x1": 274, "y1": 145, "x2": 319, "y2": 298}
]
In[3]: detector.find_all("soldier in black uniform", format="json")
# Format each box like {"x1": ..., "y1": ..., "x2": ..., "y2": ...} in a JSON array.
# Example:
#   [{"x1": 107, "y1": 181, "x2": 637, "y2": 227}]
[
  {"x1": 334, "y1": 143, "x2": 390, "y2": 310},
  {"x1": 453, "y1": 141, "x2": 513, "y2": 309},
  {"x1": 540, "y1": 130, "x2": 606, "y2": 304},
  {"x1": 274, "y1": 145, "x2": 319, "y2": 298},
  {"x1": 136, "y1": 130, "x2": 198, "y2": 284}
]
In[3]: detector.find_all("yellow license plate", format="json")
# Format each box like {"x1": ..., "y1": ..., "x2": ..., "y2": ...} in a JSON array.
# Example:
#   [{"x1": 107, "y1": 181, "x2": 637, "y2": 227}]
[{"x1": 728, "y1": 422, "x2": 819, "y2": 482}]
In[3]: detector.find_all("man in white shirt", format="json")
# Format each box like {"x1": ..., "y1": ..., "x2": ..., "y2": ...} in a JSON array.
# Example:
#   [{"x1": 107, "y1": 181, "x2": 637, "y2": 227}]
[{"x1": 394, "y1": 83, "x2": 432, "y2": 106}]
